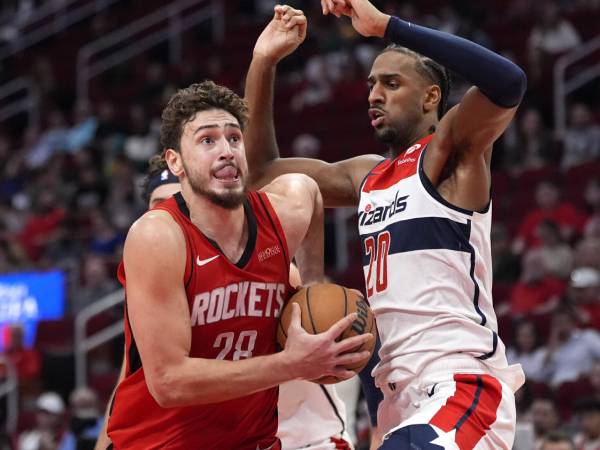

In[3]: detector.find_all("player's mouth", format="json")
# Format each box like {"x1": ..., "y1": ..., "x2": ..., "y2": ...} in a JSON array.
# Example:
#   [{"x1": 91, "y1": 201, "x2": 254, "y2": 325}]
[
  {"x1": 368, "y1": 108, "x2": 386, "y2": 128},
  {"x1": 213, "y1": 164, "x2": 240, "y2": 184}
]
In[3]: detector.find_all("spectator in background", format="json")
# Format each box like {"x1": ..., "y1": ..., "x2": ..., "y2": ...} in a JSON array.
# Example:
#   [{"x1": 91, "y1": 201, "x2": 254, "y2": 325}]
[
  {"x1": 503, "y1": 107, "x2": 558, "y2": 173},
  {"x1": 560, "y1": 103, "x2": 600, "y2": 171},
  {"x1": 491, "y1": 223, "x2": 521, "y2": 283},
  {"x1": 23, "y1": 110, "x2": 68, "y2": 170},
  {"x1": 530, "y1": 398, "x2": 562, "y2": 450},
  {"x1": 68, "y1": 388, "x2": 102, "y2": 450},
  {"x1": 17, "y1": 190, "x2": 66, "y2": 262},
  {"x1": 505, "y1": 250, "x2": 565, "y2": 316},
  {"x1": 65, "y1": 102, "x2": 98, "y2": 154},
  {"x1": 18, "y1": 392, "x2": 75, "y2": 450},
  {"x1": 513, "y1": 180, "x2": 587, "y2": 253},
  {"x1": 542, "y1": 305, "x2": 600, "y2": 386},
  {"x1": 291, "y1": 133, "x2": 321, "y2": 158},
  {"x1": 573, "y1": 399, "x2": 600, "y2": 450},
  {"x1": 122, "y1": 105, "x2": 160, "y2": 169},
  {"x1": 541, "y1": 432, "x2": 576, "y2": 450},
  {"x1": 506, "y1": 320, "x2": 547, "y2": 382},
  {"x1": 568, "y1": 267, "x2": 600, "y2": 329},
  {"x1": 0, "y1": 324, "x2": 41, "y2": 387},
  {"x1": 527, "y1": 0, "x2": 581, "y2": 80},
  {"x1": 583, "y1": 179, "x2": 600, "y2": 238},
  {"x1": 528, "y1": 219, "x2": 574, "y2": 279},
  {"x1": 73, "y1": 255, "x2": 119, "y2": 314},
  {"x1": 590, "y1": 363, "x2": 600, "y2": 401}
]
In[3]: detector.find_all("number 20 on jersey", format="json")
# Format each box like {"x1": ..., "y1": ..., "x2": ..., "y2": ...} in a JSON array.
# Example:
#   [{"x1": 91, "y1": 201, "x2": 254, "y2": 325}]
[{"x1": 364, "y1": 231, "x2": 390, "y2": 297}]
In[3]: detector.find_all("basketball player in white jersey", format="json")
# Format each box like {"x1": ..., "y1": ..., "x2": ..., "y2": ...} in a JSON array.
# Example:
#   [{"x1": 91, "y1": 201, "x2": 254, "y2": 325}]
[
  {"x1": 245, "y1": 2, "x2": 527, "y2": 449},
  {"x1": 93, "y1": 157, "x2": 363, "y2": 450}
]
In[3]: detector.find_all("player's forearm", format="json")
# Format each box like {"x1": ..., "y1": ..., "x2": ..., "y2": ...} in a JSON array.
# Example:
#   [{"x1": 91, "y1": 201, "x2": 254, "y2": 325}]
[
  {"x1": 148, "y1": 351, "x2": 295, "y2": 407},
  {"x1": 244, "y1": 55, "x2": 280, "y2": 187},
  {"x1": 385, "y1": 17, "x2": 527, "y2": 108},
  {"x1": 294, "y1": 185, "x2": 325, "y2": 285}
]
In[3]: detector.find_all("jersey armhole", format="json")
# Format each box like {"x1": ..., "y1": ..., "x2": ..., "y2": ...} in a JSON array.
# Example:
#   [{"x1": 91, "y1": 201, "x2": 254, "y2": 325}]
[{"x1": 255, "y1": 192, "x2": 291, "y2": 269}]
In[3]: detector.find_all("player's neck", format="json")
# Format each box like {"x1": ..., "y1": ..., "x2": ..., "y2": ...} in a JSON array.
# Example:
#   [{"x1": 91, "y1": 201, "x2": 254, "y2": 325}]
[
  {"x1": 389, "y1": 122, "x2": 436, "y2": 157},
  {"x1": 183, "y1": 189, "x2": 247, "y2": 258}
]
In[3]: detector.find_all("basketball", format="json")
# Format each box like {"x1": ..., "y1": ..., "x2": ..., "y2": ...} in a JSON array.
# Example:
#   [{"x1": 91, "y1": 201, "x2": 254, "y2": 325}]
[{"x1": 277, "y1": 283, "x2": 377, "y2": 384}]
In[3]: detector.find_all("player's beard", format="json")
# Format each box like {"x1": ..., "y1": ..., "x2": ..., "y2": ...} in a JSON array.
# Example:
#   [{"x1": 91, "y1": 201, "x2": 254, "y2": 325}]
[
  {"x1": 182, "y1": 160, "x2": 247, "y2": 210},
  {"x1": 374, "y1": 109, "x2": 422, "y2": 154}
]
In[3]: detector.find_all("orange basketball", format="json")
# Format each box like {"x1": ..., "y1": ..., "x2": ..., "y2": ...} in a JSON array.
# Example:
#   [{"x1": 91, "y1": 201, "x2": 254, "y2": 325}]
[{"x1": 277, "y1": 283, "x2": 376, "y2": 384}]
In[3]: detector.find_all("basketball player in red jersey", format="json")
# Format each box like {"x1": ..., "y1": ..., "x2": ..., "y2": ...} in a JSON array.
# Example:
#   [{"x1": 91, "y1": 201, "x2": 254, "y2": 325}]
[
  {"x1": 246, "y1": 2, "x2": 527, "y2": 449},
  {"x1": 105, "y1": 81, "x2": 372, "y2": 450}
]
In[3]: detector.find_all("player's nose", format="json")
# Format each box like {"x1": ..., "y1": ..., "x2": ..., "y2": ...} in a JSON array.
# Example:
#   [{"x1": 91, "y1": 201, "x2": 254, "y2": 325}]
[{"x1": 368, "y1": 82, "x2": 384, "y2": 105}]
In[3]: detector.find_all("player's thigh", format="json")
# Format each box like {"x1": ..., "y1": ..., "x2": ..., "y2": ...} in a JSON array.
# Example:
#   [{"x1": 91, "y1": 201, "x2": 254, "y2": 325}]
[{"x1": 379, "y1": 375, "x2": 515, "y2": 450}]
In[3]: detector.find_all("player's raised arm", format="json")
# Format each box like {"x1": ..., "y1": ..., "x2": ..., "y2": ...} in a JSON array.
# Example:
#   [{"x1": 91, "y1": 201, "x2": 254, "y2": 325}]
[
  {"x1": 328, "y1": 0, "x2": 526, "y2": 178},
  {"x1": 245, "y1": 5, "x2": 382, "y2": 208}
]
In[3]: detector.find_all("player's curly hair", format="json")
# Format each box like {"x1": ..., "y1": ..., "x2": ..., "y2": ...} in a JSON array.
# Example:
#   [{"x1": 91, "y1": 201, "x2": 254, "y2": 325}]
[
  {"x1": 160, "y1": 81, "x2": 248, "y2": 152},
  {"x1": 380, "y1": 45, "x2": 451, "y2": 119}
]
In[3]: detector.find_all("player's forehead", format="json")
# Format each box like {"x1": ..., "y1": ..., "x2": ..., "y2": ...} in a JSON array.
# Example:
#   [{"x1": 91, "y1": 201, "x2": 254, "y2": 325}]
[
  {"x1": 368, "y1": 51, "x2": 418, "y2": 83},
  {"x1": 182, "y1": 109, "x2": 241, "y2": 136},
  {"x1": 149, "y1": 183, "x2": 181, "y2": 207}
]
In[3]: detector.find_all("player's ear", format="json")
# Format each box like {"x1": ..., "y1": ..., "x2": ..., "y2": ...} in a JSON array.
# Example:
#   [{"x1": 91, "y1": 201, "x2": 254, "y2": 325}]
[
  {"x1": 422, "y1": 84, "x2": 441, "y2": 115},
  {"x1": 165, "y1": 148, "x2": 184, "y2": 177}
]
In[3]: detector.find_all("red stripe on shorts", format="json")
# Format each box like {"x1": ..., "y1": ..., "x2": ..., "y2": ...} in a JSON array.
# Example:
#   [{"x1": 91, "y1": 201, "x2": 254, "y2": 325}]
[{"x1": 429, "y1": 374, "x2": 502, "y2": 450}]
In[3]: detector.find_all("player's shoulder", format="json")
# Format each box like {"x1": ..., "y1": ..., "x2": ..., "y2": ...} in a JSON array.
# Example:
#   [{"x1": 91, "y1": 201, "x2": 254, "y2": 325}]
[
  {"x1": 125, "y1": 209, "x2": 184, "y2": 252},
  {"x1": 260, "y1": 173, "x2": 319, "y2": 205}
]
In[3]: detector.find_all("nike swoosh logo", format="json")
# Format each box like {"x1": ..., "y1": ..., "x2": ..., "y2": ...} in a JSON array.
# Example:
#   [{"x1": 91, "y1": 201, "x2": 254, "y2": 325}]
[
  {"x1": 427, "y1": 383, "x2": 437, "y2": 397},
  {"x1": 196, "y1": 255, "x2": 220, "y2": 266}
]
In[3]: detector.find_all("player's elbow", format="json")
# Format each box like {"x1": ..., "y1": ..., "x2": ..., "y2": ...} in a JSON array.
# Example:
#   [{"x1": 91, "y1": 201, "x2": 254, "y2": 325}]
[
  {"x1": 487, "y1": 64, "x2": 528, "y2": 108},
  {"x1": 147, "y1": 370, "x2": 182, "y2": 408}
]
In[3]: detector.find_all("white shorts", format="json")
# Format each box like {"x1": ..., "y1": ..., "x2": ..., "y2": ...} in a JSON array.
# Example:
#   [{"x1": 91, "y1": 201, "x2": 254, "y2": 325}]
[{"x1": 377, "y1": 373, "x2": 516, "y2": 450}]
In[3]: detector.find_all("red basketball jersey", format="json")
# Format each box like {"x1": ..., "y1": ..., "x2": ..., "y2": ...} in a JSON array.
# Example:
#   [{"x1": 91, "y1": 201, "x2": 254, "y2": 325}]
[{"x1": 108, "y1": 191, "x2": 293, "y2": 450}]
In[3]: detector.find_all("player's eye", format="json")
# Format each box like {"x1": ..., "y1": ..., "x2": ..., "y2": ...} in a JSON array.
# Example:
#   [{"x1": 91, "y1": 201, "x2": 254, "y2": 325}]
[
  {"x1": 228, "y1": 134, "x2": 241, "y2": 144},
  {"x1": 387, "y1": 80, "x2": 399, "y2": 89},
  {"x1": 200, "y1": 136, "x2": 214, "y2": 145}
]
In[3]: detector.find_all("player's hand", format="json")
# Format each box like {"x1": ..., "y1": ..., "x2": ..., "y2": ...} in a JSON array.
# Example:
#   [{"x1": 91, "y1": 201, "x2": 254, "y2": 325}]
[
  {"x1": 283, "y1": 303, "x2": 372, "y2": 381},
  {"x1": 253, "y1": 5, "x2": 307, "y2": 64},
  {"x1": 322, "y1": 0, "x2": 389, "y2": 38}
]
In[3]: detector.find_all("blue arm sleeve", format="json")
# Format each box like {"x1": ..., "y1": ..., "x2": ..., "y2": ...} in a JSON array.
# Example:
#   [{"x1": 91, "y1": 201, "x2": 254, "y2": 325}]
[
  {"x1": 358, "y1": 336, "x2": 383, "y2": 426},
  {"x1": 385, "y1": 16, "x2": 527, "y2": 108}
]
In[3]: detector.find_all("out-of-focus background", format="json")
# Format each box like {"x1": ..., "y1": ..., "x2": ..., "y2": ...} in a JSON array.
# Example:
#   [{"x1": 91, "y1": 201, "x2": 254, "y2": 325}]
[{"x1": 0, "y1": 0, "x2": 599, "y2": 449}]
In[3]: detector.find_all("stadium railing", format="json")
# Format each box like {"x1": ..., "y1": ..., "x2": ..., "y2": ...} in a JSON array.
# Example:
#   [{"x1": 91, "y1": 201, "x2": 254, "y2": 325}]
[
  {"x1": 0, "y1": 77, "x2": 39, "y2": 128},
  {"x1": 74, "y1": 289, "x2": 124, "y2": 388},
  {"x1": 554, "y1": 33, "x2": 600, "y2": 134},
  {"x1": 0, "y1": 356, "x2": 18, "y2": 435},
  {"x1": 76, "y1": 0, "x2": 224, "y2": 102}
]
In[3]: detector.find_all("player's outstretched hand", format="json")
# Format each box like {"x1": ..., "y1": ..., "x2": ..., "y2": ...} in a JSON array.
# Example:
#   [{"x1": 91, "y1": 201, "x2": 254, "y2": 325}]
[
  {"x1": 253, "y1": 4, "x2": 307, "y2": 64},
  {"x1": 282, "y1": 303, "x2": 372, "y2": 381},
  {"x1": 321, "y1": 0, "x2": 389, "y2": 38}
]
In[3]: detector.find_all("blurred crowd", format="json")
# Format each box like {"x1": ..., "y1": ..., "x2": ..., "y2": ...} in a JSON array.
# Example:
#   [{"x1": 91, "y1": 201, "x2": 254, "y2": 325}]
[{"x1": 1, "y1": 0, "x2": 600, "y2": 449}]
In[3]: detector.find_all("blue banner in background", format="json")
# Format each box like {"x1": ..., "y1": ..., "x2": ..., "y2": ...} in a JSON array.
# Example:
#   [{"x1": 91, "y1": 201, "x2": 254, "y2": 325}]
[{"x1": 0, "y1": 271, "x2": 65, "y2": 349}]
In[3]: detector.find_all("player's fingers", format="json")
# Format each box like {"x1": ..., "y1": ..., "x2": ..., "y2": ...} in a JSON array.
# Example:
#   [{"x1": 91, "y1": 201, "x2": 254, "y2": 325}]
[
  {"x1": 335, "y1": 350, "x2": 371, "y2": 366},
  {"x1": 274, "y1": 4, "x2": 284, "y2": 19},
  {"x1": 331, "y1": 368, "x2": 356, "y2": 380},
  {"x1": 349, "y1": 288, "x2": 364, "y2": 299},
  {"x1": 287, "y1": 302, "x2": 301, "y2": 332},
  {"x1": 334, "y1": 333, "x2": 373, "y2": 353},
  {"x1": 285, "y1": 15, "x2": 306, "y2": 31},
  {"x1": 324, "y1": 312, "x2": 357, "y2": 340}
]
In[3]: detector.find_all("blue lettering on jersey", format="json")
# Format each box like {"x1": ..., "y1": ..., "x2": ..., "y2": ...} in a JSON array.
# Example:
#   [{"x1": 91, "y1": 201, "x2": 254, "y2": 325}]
[{"x1": 358, "y1": 192, "x2": 409, "y2": 227}]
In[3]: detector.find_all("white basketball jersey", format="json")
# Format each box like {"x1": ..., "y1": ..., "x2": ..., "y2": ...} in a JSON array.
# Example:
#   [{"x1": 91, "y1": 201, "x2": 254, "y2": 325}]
[
  {"x1": 277, "y1": 380, "x2": 352, "y2": 450},
  {"x1": 357, "y1": 135, "x2": 524, "y2": 393}
]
